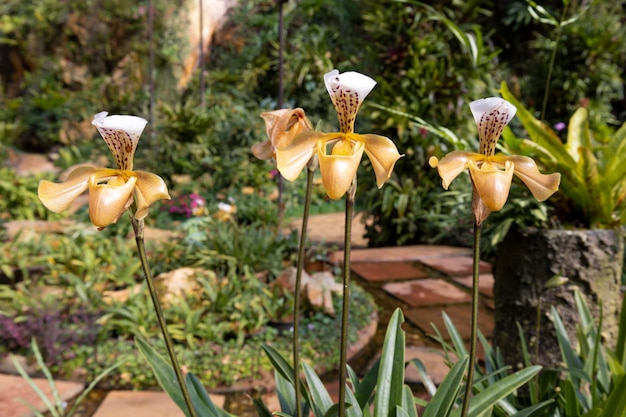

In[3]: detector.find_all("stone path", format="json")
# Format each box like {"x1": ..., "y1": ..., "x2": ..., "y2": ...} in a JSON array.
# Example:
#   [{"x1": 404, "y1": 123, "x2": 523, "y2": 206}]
[{"x1": 1, "y1": 153, "x2": 494, "y2": 415}]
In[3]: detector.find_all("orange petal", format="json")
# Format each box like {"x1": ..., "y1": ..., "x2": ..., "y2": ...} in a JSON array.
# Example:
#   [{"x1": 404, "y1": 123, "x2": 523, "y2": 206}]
[
  {"x1": 38, "y1": 166, "x2": 102, "y2": 213},
  {"x1": 496, "y1": 155, "x2": 561, "y2": 201},
  {"x1": 318, "y1": 140, "x2": 364, "y2": 199},
  {"x1": 133, "y1": 171, "x2": 171, "y2": 220},
  {"x1": 429, "y1": 151, "x2": 481, "y2": 189},
  {"x1": 88, "y1": 175, "x2": 136, "y2": 228},
  {"x1": 468, "y1": 159, "x2": 514, "y2": 212},
  {"x1": 260, "y1": 108, "x2": 312, "y2": 151},
  {"x1": 359, "y1": 133, "x2": 404, "y2": 188},
  {"x1": 251, "y1": 140, "x2": 274, "y2": 160},
  {"x1": 276, "y1": 131, "x2": 332, "y2": 181}
]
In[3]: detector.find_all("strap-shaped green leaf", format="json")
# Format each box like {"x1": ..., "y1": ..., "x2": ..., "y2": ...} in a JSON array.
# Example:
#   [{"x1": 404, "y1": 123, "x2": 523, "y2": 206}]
[
  {"x1": 578, "y1": 147, "x2": 613, "y2": 225},
  {"x1": 400, "y1": 385, "x2": 418, "y2": 417},
  {"x1": 600, "y1": 374, "x2": 626, "y2": 417},
  {"x1": 500, "y1": 82, "x2": 576, "y2": 168},
  {"x1": 186, "y1": 373, "x2": 232, "y2": 417},
  {"x1": 565, "y1": 107, "x2": 592, "y2": 162},
  {"x1": 373, "y1": 308, "x2": 406, "y2": 417},
  {"x1": 450, "y1": 365, "x2": 542, "y2": 417},
  {"x1": 303, "y1": 361, "x2": 333, "y2": 417},
  {"x1": 421, "y1": 356, "x2": 469, "y2": 417},
  {"x1": 135, "y1": 337, "x2": 191, "y2": 417}
]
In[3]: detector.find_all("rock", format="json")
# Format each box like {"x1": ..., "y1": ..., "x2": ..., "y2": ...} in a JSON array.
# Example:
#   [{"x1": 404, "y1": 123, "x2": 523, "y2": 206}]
[
  {"x1": 3, "y1": 220, "x2": 75, "y2": 241},
  {"x1": 154, "y1": 267, "x2": 210, "y2": 307},
  {"x1": 4, "y1": 150, "x2": 59, "y2": 176},
  {"x1": 0, "y1": 355, "x2": 37, "y2": 376},
  {"x1": 274, "y1": 267, "x2": 342, "y2": 315},
  {"x1": 493, "y1": 227, "x2": 624, "y2": 369}
]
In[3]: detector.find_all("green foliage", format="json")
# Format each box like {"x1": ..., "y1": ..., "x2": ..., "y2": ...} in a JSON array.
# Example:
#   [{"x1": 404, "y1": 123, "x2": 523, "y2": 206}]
[
  {"x1": 0, "y1": 168, "x2": 63, "y2": 221},
  {"x1": 0, "y1": 214, "x2": 375, "y2": 390},
  {"x1": 527, "y1": 291, "x2": 626, "y2": 416},
  {"x1": 172, "y1": 216, "x2": 298, "y2": 279},
  {"x1": 10, "y1": 339, "x2": 119, "y2": 417},
  {"x1": 497, "y1": 0, "x2": 626, "y2": 128},
  {"x1": 127, "y1": 283, "x2": 375, "y2": 391},
  {"x1": 427, "y1": 289, "x2": 626, "y2": 417},
  {"x1": 148, "y1": 308, "x2": 540, "y2": 417},
  {"x1": 501, "y1": 81, "x2": 626, "y2": 228},
  {"x1": 143, "y1": 95, "x2": 268, "y2": 192},
  {"x1": 359, "y1": 0, "x2": 502, "y2": 247},
  {"x1": 0, "y1": 0, "x2": 181, "y2": 151},
  {"x1": 427, "y1": 313, "x2": 547, "y2": 417}
]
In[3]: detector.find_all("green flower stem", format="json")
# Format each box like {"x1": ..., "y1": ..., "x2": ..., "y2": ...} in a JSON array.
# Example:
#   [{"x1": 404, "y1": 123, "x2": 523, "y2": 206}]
[
  {"x1": 461, "y1": 222, "x2": 481, "y2": 417},
  {"x1": 132, "y1": 218, "x2": 198, "y2": 417},
  {"x1": 338, "y1": 180, "x2": 356, "y2": 417},
  {"x1": 535, "y1": 297, "x2": 542, "y2": 365},
  {"x1": 540, "y1": 2, "x2": 570, "y2": 121},
  {"x1": 292, "y1": 166, "x2": 314, "y2": 417}
]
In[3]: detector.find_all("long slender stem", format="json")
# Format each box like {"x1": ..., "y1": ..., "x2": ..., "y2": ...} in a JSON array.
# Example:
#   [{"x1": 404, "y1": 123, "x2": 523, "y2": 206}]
[
  {"x1": 292, "y1": 166, "x2": 314, "y2": 417},
  {"x1": 198, "y1": 0, "x2": 205, "y2": 107},
  {"x1": 276, "y1": 0, "x2": 286, "y2": 221},
  {"x1": 338, "y1": 182, "x2": 355, "y2": 417},
  {"x1": 461, "y1": 223, "x2": 481, "y2": 417},
  {"x1": 540, "y1": 3, "x2": 569, "y2": 121},
  {"x1": 147, "y1": 0, "x2": 155, "y2": 141},
  {"x1": 132, "y1": 219, "x2": 198, "y2": 417},
  {"x1": 535, "y1": 297, "x2": 542, "y2": 365}
]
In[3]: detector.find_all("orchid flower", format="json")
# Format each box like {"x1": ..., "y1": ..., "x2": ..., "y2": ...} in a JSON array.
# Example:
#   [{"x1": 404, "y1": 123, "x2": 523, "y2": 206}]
[
  {"x1": 38, "y1": 112, "x2": 171, "y2": 229},
  {"x1": 252, "y1": 108, "x2": 313, "y2": 160},
  {"x1": 429, "y1": 97, "x2": 561, "y2": 225},
  {"x1": 274, "y1": 70, "x2": 403, "y2": 199}
]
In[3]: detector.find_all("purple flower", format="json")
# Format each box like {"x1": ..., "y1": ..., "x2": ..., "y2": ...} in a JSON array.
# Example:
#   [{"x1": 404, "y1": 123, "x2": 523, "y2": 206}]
[{"x1": 554, "y1": 122, "x2": 566, "y2": 132}]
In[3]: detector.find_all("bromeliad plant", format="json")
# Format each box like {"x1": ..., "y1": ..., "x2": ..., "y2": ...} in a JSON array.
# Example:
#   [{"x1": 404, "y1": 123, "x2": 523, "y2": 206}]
[
  {"x1": 500, "y1": 81, "x2": 626, "y2": 228},
  {"x1": 429, "y1": 96, "x2": 560, "y2": 417}
]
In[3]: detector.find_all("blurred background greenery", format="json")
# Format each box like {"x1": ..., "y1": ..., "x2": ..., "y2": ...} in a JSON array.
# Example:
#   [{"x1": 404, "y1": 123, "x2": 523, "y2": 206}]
[{"x1": 3, "y1": 0, "x2": 625, "y2": 251}]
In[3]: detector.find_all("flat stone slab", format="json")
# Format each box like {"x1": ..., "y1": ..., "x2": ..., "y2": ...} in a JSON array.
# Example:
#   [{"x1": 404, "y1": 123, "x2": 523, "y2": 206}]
[
  {"x1": 0, "y1": 373, "x2": 84, "y2": 417},
  {"x1": 331, "y1": 245, "x2": 472, "y2": 264},
  {"x1": 5, "y1": 152, "x2": 59, "y2": 176},
  {"x1": 288, "y1": 212, "x2": 368, "y2": 248},
  {"x1": 452, "y1": 274, "x2": 495, "y2": 298},
  {"x1": 382, "y1": 279, "x2": 472, "y2": 307},
  {"x1": 351, "y1": 261, "x2": 428, "y2": 282},
  {"x1": 93, "y1": 390, "x2": 226, "y2": 417},
  {"x1": 418, "y1": 256, "x2": 492, "y2": 277},
  {"x1": 404, "y1": 304, "x2": 494, "y2": 340},
  {"x1": 404, "y1": 346, "x2": 456, "y2": 386}
]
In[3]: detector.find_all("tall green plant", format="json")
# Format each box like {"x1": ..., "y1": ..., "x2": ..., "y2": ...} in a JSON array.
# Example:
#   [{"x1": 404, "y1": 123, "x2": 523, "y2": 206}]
[{"x1": 501, "y1": 81, "x2": 626, "y2": 228}]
